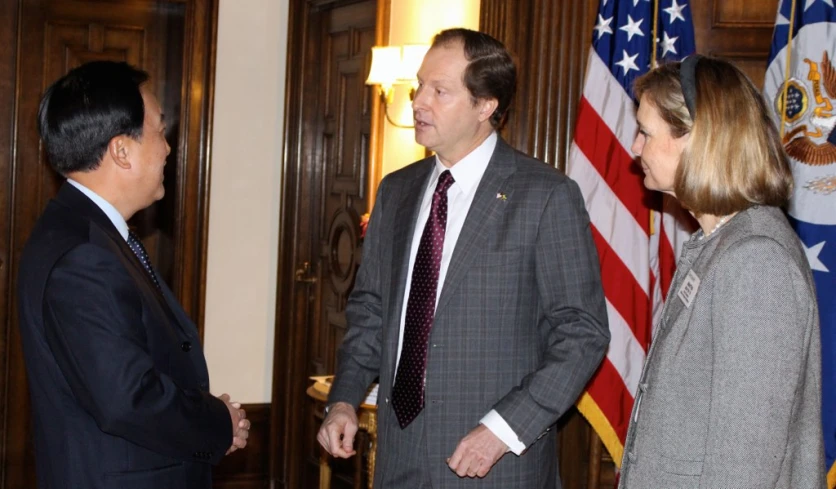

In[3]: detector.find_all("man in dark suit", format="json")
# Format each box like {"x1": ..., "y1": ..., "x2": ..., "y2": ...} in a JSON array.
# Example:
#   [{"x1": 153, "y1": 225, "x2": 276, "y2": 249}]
[
  {"x1": 17, "y1": 61, "x2": 250, "y2": 489},
  {"x1": 318, "y1": 29, "x2": 609, "y2": 488}
]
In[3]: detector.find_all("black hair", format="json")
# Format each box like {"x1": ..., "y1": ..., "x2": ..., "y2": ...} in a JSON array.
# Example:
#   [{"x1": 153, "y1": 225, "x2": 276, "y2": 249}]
[{"x1": 37, "y1": 61, "x2": 150, "y2": 175}]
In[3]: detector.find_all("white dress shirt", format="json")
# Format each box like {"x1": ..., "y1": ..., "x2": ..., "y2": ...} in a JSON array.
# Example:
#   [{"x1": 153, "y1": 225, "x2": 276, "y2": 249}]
[
  {"x1": 67, "y1": 179, "x2": 129, "y2": 241},
  {"x1": 394, "y1": 131, "x2": 526, "y2": 455}
]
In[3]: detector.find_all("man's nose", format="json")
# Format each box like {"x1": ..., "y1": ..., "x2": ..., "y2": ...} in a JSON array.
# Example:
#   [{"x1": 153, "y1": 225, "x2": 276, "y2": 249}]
[{"x1": 411, "y1": 88, "x2": 426, "y2": 110}]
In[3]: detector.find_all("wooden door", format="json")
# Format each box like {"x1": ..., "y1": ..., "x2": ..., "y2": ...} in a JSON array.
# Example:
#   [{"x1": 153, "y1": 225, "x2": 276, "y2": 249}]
[
  {"x1": 270, "y1": 1, "x2": 377, "y2": 488},
  {"x1": 0, "y1": 1, "x2": 217, "y2": 486}
]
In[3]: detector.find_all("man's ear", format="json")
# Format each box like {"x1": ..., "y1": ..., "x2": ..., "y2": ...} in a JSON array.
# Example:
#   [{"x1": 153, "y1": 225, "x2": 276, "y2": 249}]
[
  {"x1": 478, "y1": 98, "x2": 499, "y2": 123},
  {"x1": 108, "y1": 136, "x2": 131, "y2": 170}
]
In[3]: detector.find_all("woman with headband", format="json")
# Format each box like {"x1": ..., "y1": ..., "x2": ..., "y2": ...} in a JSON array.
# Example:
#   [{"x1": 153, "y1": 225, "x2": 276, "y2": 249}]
[{"x1": 617, "y1": 55, "x2": 825, "y2": 488}]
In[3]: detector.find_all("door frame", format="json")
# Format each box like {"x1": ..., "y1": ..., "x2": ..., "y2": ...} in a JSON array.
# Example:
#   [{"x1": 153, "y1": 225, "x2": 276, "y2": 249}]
[{"x1": 269, "y1": 0, "x2": 388, "y2": 487}]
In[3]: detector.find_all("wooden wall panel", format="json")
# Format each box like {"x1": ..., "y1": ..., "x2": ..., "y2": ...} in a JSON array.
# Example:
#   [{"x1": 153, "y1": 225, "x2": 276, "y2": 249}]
[
  {"x1": 691, "y1": 0, "x2": 776, "y2": 88},
  {"x1": 713, "y1": 2, "x2": 775, "y2": 25},
  {"x1": 0, "y1": 1, "x2": 19, "y2": 483},
  {"x1": 213, "y1": 404, "x2": 271, "y2": 489},
  {"x1": 481, "y1": 0, "x2": 597, "y2": 172}
]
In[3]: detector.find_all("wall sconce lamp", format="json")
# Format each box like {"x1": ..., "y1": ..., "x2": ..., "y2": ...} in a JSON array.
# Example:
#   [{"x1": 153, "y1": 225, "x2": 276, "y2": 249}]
[{"x1": 366, "y1": 44, "x2": 429, "y2": 129}]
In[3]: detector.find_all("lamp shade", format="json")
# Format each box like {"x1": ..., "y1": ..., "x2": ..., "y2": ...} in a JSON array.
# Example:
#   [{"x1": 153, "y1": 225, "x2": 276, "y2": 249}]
[
  {"x1": 366, "y1": 46, "x2": 401, "y2": 86},
  {"x1": 398, "y1": 44, "x2": 430, "y2": 82}
]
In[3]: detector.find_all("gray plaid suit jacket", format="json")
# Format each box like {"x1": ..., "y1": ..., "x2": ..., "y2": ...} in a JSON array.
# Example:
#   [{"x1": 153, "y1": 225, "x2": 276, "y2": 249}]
[{"x1": 329, "y1": 138, "x2": 609, "y2": 488}]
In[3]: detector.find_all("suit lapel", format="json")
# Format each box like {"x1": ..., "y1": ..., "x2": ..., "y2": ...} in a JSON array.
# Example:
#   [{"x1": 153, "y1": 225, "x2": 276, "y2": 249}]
[
  {"x1": 382, "y1": 140, "x2": 516, "y2": 371},
  {"x1": 385, "y1": 159, "x2": 434, "y2": 376},
  {"x1": 435, "y1": 139, "x2": 517, "y2": 316},
  {"x1": 54, "y1": 183, "x2": 191, "y2": 336}
]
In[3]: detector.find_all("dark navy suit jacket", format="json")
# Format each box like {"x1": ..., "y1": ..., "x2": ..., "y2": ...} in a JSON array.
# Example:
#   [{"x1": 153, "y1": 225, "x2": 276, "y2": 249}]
[{"x1": 17, "y1": 183, "x2": 231, "y2": 489}]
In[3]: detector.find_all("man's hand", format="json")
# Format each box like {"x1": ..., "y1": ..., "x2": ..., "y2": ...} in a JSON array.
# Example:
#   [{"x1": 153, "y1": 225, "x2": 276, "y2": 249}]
[
  {"x1": 219, "y1": 393, "x2": 250, "y2": 455},
  {"x1": 316, "y1": 401, "x2": 358, "y2": 458},
  {"x1": 447, "y1": 424, "x2": 508, "y2": 478}
]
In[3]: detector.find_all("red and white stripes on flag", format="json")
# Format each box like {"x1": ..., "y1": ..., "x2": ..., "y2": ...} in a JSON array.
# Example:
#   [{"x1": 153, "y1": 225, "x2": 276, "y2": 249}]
[{"x1": 567, "y1": 0, "x2": 696, "y2": 467}]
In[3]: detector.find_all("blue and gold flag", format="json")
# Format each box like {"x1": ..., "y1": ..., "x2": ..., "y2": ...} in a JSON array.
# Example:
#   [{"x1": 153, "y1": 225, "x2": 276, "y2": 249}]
[{"x1": 764, "y1": 1, "x2": 836, "y2": 486}]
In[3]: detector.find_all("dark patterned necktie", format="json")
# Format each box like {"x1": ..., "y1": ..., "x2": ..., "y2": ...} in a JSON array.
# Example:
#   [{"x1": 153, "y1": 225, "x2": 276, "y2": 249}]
[
  {"x1": 127, "y1": 231, "x2": 161, "y2": 291},
  {"x1": 392, "y1": 170, "x2": 455, "y2": 429}
]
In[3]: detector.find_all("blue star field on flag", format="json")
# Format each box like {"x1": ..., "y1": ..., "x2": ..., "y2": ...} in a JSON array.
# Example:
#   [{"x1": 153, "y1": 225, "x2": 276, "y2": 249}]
[{"x1": 593, "y1": 0, "x2": 696, "y2": 100}]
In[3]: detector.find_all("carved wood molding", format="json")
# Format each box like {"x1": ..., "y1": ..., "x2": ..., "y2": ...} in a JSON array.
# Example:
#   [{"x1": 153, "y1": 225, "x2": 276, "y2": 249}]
[
  {"x1": 307, "y1": 0, "x2": 339, "y2": 6},
  {"x1": 306, "y1": 0, "x2": 369, "y2": 12},
  {"x1": 175, "y1": 0, "x2": 219, "y2": 339},
  {"x1": 691, "y1": 0, "x2": 774, "y2": 87},
  {"x1": 366, "y1": 0, "x2": 389, "y2": 212},
  {"x1": 0, "y1": 0, "x2": 22, "y2": 483},
  {"x1": 270, "y1": 0, "x2": 311, "y2": 485}
]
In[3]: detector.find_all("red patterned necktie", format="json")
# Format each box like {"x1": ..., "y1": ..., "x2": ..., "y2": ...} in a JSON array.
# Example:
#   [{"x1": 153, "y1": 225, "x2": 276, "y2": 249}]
[{"x1": 392, "y1": 170, "x2": 455, "y2": 429}]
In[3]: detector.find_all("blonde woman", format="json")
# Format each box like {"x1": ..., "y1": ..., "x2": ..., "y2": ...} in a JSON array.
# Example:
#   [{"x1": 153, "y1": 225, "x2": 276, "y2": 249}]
[{"x1": 619, "y1": 55, "x2": 825, "y2": 488}]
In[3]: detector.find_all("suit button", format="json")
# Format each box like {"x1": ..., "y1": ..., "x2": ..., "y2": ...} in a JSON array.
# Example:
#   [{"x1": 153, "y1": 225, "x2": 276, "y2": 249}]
[
  {"x1": 384, "y1": 397, "x2": 389, "y2": 404},
  {"x1": 181, "y1": 341, "x2": 192, "y2": 352}
]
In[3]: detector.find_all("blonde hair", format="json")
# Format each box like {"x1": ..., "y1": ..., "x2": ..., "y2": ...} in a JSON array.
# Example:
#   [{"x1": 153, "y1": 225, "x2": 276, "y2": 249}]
[{"x1": 633, "y1": 57, "x2": 792, "y2": 215}]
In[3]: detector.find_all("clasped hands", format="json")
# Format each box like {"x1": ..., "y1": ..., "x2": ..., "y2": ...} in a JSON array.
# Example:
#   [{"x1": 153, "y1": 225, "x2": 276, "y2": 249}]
[
  {"x1": 220, "y1": 393, "x2": 251, "y2": 455},
  {"x1": 317, "y1": 402, "x2": 508, "y2": 478}
]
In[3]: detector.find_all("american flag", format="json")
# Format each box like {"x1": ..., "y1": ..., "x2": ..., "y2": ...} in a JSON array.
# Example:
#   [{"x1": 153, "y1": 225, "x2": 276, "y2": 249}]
[
  {"x1": 566, "y1": 0, "x2": 696, "y2": 467},
  {"x1": 764, "y1": 1, "x2": 836, "y2": 486}
]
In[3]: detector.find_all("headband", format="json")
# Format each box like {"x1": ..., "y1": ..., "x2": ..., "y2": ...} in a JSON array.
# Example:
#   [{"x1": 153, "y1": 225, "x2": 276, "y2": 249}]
[{"x1": 680, "y1": 54, "x2": 702, "y2": 120}]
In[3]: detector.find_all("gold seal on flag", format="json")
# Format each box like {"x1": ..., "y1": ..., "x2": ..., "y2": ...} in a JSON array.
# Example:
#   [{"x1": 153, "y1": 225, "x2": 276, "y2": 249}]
[{"x1": 774, "y1": 51, "x2": 836, "y2": 167}]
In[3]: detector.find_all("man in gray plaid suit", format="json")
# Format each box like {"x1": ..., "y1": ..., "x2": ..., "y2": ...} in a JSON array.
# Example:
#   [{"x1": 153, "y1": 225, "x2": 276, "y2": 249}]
[{"x1": 318, "y1": 28, "x2": 609, "y2": 488}]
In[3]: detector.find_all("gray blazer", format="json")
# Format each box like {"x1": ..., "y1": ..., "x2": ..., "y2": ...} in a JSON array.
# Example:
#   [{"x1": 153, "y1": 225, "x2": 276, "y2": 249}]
[
  {"x1": 329, "y1": 139, "x2": 610, "y2": 488},
  {"x1": 619, "y1": 205, "x2": 825, "y2": 488}
]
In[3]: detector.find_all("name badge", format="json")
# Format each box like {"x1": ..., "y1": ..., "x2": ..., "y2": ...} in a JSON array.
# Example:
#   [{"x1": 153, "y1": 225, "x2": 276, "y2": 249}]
[{"x1": 677, "y1": 269, "x2": 701, "y2": 308}]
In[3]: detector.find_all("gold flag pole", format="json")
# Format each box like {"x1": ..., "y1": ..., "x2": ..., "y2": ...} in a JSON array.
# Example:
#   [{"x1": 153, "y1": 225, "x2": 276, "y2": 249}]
[
  {"x1": 651, "y1": 0, "x2": 659, "y2": 68},
  {"x1": 780, "y1": 0, "x2": 797, "y2": 139},
  {"x1": 649, "y1": 0, "x2": 660, "y2": 236}
]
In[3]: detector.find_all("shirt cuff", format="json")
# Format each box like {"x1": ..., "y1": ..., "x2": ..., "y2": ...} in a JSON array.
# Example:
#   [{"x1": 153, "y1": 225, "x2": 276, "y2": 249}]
[{"x1": 480, "y1": 409, "x2": 526, "y2": 456}]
